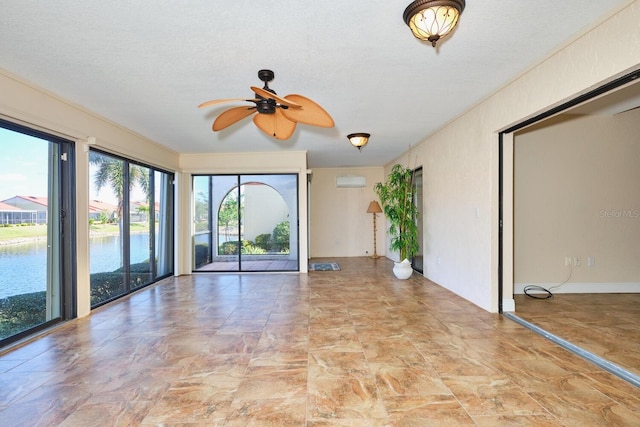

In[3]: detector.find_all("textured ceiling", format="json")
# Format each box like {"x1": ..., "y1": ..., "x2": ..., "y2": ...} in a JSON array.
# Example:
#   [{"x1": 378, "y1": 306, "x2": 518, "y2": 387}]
[{"x1": 0, "y1": 1, "x2": 631, "y2": 167}]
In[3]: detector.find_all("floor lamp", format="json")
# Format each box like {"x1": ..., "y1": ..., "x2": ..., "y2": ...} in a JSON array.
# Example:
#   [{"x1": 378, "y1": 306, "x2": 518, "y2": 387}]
[{"x1": 367, "y1": 201, "x2": 383, "y2": 259}]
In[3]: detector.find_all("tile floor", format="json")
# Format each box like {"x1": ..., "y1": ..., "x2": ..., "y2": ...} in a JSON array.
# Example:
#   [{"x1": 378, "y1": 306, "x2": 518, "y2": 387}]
[
  {"x1": 514, "y1": 293, "x2": 640, "y2": 377},
  {"x1": 0, "y1": 257, "x2": 639, "y2": 426}
]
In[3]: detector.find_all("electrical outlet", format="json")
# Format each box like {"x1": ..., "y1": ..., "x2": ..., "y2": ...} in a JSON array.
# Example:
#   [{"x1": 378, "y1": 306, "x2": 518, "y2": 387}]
[
  {"x1": 588, "y1": 256, "x2": 595, "y2": 267},
  {"x1": 574, "y1": 257, "x2": 581, "y2": 267}
]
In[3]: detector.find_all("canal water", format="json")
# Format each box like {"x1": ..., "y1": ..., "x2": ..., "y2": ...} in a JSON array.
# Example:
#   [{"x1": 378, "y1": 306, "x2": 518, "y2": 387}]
[{"x1": 0, "y1": 233, "x2": 151, "y2": 299}]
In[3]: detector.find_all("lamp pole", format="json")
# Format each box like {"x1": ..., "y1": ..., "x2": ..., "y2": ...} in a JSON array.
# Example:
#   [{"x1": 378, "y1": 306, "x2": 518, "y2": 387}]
[
  {"x1": 367, "y1": 200, "x2": 383, "y2": 259},
  {"x1": 371, "y1": 212, "x2": 380, "y2": 259}
]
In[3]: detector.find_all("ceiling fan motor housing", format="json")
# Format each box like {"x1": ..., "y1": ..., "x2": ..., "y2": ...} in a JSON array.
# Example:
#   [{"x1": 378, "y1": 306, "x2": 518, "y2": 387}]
[{"x1": 256, "y1": 98, "x2": 276, "y2": 114}]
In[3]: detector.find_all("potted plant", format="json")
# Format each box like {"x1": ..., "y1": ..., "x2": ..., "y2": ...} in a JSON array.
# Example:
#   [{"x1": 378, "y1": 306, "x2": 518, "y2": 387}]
[{"x1": 374, "y1": 163, "x2": 419, "y2": 279}]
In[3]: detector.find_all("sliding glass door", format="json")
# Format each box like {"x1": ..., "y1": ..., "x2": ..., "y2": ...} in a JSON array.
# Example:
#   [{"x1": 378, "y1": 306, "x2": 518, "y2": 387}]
[
  {"x1": 89, "y1": 149, "x2": 174, "y2": 307},
  {"x1": 193, "y1": 174, "x2": 299, "y2": 272},
  {"x1": 0, "y1": 121, "x2": 75, "y2": 346}
]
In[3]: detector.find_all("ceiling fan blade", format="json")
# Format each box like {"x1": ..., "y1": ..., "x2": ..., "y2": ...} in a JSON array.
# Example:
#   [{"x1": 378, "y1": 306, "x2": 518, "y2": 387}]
[
  {"x1": 253, "y1": 109, "x2": 297, "y2": 140},
  {"x1": 280, "y1": 94, "x2": 335, "y2": 128},
  {"x1": 198, "y1": 98, "x2": 258, "y2": 109},
  {"x1": 212, "y1": 106, "x2": 256, "y2": 131},
  {"x1": 250, "y1": 86, "x2": 302, "y2": 109}
]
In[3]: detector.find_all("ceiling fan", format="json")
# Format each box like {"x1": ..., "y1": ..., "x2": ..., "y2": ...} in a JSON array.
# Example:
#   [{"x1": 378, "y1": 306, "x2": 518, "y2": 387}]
[{"x1": 198, "y1": 69, "x2": 335, "y2": 140}]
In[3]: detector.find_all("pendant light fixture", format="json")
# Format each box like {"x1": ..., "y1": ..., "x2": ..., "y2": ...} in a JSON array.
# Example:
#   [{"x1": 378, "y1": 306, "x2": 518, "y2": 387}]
[
  {"x1": 347, "y1": 133, "x2": 370, "y2": 150},
  {"x1": 403, "y1": 0, "x2": 465, "y2": 47}
]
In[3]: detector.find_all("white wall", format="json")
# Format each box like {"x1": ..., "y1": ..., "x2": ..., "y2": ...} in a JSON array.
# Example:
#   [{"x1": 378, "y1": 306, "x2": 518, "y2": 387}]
[
  {"x1": 385, "y1": 1, "x2": 640, "y2": 312},
  {"x1": 309, "y1": 167, "x2": 385, "y2": 258},
  {"x1": 514, "y1": 110, "x2": 640, "y2": 292},
  {"x1": 243, "y1": 184, "x2": 289, "y2": 242}
]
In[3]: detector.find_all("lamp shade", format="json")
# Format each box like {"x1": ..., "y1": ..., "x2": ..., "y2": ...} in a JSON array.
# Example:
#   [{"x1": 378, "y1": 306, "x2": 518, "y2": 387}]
[
  {"x1": 403, "y1": 0, "x2": 465, "y2": 47},
  {"x1": 347, "y1": 133, "x2": 370, "y2": 150},
  {"x1": 367, "y1": 200, "x2": 382, "y2": 214}
]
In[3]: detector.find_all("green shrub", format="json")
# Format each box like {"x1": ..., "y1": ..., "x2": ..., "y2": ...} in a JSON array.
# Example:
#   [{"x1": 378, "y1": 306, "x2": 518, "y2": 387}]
[
  {"x1": 254, "y1": 233, "x2": 271, "y2": 251},
  {"x1": 91, "y1": 261, "x2": 153, "y2": 305},
  {"x1": 90, "y1": 272, "x2": 126, "y2": 305},
  {"x1": 0, "y1": 292, "x2": 46, "y2": 340},
  {"x1": 271, "y1": 221, "x2": 289, "y2": 252},
  {"x1": 242, "y1": 244, "x2": 267, "y2": 254},
  {"x1": 219, "y1": 241, "x2": 239, "y2": 255}
]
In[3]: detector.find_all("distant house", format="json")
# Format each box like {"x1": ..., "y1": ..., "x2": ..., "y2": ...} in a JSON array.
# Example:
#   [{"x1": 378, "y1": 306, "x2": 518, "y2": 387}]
[
  {"x1": 0, "y1": 196, "x2": 47, "y2": 224},
  {"x1": 1, "y1": 196, "x2": 119, "y2": 224},
  {"x1": 131, "y1": 201, "x2": 160, "y2": 223},
  {"x1": 0, "y1": 201, "x2": 39, "y2": 225},
  {"x1": 88, "y1": 200, "x2": 118, "y2": 222}
]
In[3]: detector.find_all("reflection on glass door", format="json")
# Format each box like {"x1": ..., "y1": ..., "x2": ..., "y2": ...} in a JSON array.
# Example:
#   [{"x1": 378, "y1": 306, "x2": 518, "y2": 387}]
[
  {"x1": 130, "y1": 164, "x2": 152, "y2": 290},
  {"x1": 0, "y1": 122, "x2": 74, "y2": 346},
  {"x1": 193, "y1": 174, "x2": 299, "y2": 272}
]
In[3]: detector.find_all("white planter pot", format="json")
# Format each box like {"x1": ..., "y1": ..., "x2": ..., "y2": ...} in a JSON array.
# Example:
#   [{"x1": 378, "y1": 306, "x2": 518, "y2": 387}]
[{"x1": 393, "y1": 259, "x2": 413, "y2": 280}]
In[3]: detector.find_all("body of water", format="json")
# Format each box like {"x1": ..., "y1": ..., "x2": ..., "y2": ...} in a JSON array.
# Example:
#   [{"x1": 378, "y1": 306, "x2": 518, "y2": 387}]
[{"x1": 0, "y1": 233, "x2": 151, "y2": 299}]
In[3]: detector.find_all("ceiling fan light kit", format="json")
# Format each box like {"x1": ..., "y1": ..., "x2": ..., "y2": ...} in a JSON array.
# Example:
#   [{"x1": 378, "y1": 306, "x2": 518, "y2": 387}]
[
  {"x1": 198, "y1": 69, "x2": 334, "y2": 140},
  {"x1": 403, "y1": 0, "x2": 465, "y2": 47}
]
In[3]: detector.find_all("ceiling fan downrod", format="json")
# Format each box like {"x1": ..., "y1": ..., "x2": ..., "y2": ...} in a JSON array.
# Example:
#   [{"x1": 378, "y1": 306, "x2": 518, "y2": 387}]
[{"x1": 256, "y1": 69, "x2": 277, "y2": 114}]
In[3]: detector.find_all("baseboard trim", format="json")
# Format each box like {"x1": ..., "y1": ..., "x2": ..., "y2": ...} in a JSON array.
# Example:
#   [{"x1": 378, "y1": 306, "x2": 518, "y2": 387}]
[
  {"x1": 502, "y1": 298, "x2": 516, "y2": 312},
  {"x1": 514, "y1": 282, "x2": 640, "y2": 294}
]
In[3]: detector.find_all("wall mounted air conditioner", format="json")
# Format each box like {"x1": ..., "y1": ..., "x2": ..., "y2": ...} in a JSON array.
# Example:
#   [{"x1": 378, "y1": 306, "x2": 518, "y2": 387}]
[{"x1": 336, "y1": 175, "x2": 366, "y2": 188}]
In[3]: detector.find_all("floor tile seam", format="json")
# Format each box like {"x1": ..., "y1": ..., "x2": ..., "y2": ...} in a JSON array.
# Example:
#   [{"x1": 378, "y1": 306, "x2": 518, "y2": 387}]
[
  {"x1": 440, "y1": 373, "x2": 567, "y2": 417},
  {"x1": 577, "y1": 372, "x2": 640, "y2": 407},
  {"x1": 522, "y1": 388, "x2": 586, "y2": 425}
]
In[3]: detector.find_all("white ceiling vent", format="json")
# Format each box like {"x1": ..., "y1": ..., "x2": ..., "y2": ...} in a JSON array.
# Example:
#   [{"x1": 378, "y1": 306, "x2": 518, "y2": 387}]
[{"x1": 336, "y1": 175, "x2": 366, "y2": 188}]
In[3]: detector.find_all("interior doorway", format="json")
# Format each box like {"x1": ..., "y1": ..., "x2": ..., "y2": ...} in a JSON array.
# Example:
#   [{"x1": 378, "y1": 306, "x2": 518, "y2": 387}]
[{"x1": 499, "y1": 68, "x2": 640, "y2": 386}]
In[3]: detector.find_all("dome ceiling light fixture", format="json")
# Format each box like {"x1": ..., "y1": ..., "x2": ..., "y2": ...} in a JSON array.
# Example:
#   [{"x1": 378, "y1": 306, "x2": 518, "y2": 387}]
[
  {"x1": 347, "y1": 133, "x2": 370, "y2": 151},
  {"x1": 403, "y1": 0, "x2": 465, "y2": 47}
]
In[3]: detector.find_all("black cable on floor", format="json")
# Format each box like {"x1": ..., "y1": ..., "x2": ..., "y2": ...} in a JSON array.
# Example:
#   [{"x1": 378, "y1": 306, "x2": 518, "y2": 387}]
[
  {"x1": 523, "y1": 284, "x2": 553, "y2": 299},
  {"x1": 523, "y1": 263, "x2": 573, "y2": 300}
]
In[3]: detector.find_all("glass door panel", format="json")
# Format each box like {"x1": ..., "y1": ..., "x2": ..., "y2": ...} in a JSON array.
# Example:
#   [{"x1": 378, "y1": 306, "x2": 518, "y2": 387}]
[
  {"x1": 0, "y1": 125, "x2": 71, "y2": 345},
  {"x1": 241, "y1": 175, "x2": 298, "y2": 271},
  {"x1": 193, "y1": 175, "x2": 212, "y2": 269},
  {"x1": 155, "y1": 171, "x2": 174, "y2": 277},
  {"x1": 130, "y1": 164, "x2": 152, "y2": 289},
  {"x1": 212, "y1": 175, "x2": 240, "y2": 271},
  {"x1": 89, "y1": 151, "x2": 126, "y2": 305}
]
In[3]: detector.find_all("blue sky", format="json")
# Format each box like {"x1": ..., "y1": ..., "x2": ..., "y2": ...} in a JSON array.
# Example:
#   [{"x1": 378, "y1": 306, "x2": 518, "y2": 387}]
[
  {"x1": 0, "y1": 128, "x2": 49, "y2": 201},
  {"x1": 0, "y1": 127, "x2": 123, "y2": 205}
]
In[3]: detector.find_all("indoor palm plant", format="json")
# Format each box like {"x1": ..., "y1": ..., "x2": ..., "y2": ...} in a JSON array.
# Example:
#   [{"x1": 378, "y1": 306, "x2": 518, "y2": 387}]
[{"x1": 374, "y1": 163, "x2": 419, "y2": 279}]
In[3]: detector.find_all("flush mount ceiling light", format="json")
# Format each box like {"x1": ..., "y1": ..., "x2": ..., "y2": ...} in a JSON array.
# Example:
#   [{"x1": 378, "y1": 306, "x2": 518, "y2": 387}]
[
  {"x1": 347, "y1": 133, "x2": 370, "y2": 150},
  {"x1": 403, "y1": 0, "x2": 465, "y2": 47}
]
